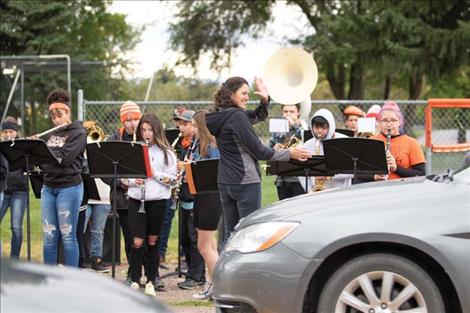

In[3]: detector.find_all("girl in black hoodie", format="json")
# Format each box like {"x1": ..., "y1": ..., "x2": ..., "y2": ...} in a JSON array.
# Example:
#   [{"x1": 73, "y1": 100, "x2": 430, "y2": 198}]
[{"x1": 40, "y1": 89, "x2": 87, "y2": 267}]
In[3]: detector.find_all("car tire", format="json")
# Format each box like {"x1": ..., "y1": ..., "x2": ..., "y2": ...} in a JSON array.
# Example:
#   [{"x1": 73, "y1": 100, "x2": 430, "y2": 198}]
[{"x1": 317, "y1": 253, "x2": 445, "y2": 313}]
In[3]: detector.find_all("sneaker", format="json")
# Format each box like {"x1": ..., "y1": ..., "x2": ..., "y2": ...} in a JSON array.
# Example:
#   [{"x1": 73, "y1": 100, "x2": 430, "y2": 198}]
[
  {"x1": 91, "y1": 258, "x2": 110, "y2": 273},
  {"x1": 144, "y1": 281, "x2": 156, "y2": 296},
  {"x1": 130, "y1": 282, "x2": 140, "y2": 290},
  {"x1": 177, "y1": 278, "x2": 205, "y2": 290},
  {"x1": 153, "y1": 277, "x2": 165, "y2": 290},
  {"x1": 192, "y1": 282, "x2": 213, "y2": 300}
]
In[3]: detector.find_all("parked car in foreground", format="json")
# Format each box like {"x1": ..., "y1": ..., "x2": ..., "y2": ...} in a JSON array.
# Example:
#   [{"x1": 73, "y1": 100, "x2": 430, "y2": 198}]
[
  {"x1": 0, "y1": 258, "x2": 172, "y2": 313},
  {"x1": 213, "y1": 167, "x2": 470, "y2": 313}
]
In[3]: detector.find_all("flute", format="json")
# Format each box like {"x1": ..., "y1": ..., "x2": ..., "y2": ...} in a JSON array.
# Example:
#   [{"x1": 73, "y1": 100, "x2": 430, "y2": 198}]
[{"x1": 30, "y1": 123, "x2": 68, "y2": 138}]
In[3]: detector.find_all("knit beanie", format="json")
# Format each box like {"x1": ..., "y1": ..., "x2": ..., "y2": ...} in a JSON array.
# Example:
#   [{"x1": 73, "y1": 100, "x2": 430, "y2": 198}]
[
  {"x1": 1, "y1": 120, "x2": 18, "y2": 131},
  {"x1": 366, "y1": 104, "x2": 381, "y2": 120},
  {"x1": 120, "y1": 101, "x2": 142, "y2": 123},
  {"x1": 379, "y1": 101, "x2": 403, "y2": 124},
  {"x1": 343, "y1": 105, "x2": 364, "y2": 117}
]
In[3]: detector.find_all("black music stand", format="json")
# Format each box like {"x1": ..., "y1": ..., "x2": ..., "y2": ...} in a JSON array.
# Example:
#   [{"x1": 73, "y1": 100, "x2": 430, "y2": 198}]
[
  {"x1": 29, "y1": 170, "x2": 44, "y2": 199},
  {"x1": 322, "y1": 138, "x2": 388, "y2": 184},
  {"x1": 335, "y1": 128, "x2": 355, "y2": 137},
  {"x1": 165, "y1": 128, "x2": 180, "y2": 145},
  {"x1": 267, "y1": 156, "x2": 327, "y2": 190},
  {"x1": 0, "y1": 139, "x2": 59, "y2": 261},
  {"x1": 190, "y1": 159, "x2": 219, "y2": 194},
  {"x1": 86, "y1": 141, "x2": 148, "y2": 278}
]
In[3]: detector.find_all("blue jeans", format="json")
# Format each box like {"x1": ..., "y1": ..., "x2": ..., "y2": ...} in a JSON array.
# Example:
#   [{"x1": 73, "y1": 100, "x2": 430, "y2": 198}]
[
  {"x1": 1, "y1": 192, "x2": 27, "y2": 258},
  {"x1": 159, "y1": 199, "x2": 175, "y2": 258},
  {"x1": 84, "y1": 203, "x2": 111, "y2": 259},
  {"x1": 41, "y1": 183, "x2": 83, "y2": 267},
  {"x1": 218, "y1": 183, "x2": 261, "y2": 243}
]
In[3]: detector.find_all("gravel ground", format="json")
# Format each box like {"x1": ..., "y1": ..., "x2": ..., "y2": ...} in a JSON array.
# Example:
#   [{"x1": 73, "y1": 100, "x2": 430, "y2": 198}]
[{"x1": 102, "y1": 261, "x2": 215, "y2": 313}]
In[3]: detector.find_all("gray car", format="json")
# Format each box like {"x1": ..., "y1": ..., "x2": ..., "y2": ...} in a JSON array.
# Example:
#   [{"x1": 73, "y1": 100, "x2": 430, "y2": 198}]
[{"x1": 213, "y1": 167, "x2": 470, "y2": 313}]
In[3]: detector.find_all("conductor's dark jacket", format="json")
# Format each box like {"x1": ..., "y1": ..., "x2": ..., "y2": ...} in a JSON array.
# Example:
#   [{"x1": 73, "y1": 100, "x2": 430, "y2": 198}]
[{"x1": 206, "y1": 102, "x2": 290, "y2": 185}]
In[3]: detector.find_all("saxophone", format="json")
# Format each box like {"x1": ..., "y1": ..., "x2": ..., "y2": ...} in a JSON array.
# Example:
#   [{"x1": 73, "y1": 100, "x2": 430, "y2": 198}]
[{"x1": 312, "y1": 140, "x2": 325, "y2": 192}]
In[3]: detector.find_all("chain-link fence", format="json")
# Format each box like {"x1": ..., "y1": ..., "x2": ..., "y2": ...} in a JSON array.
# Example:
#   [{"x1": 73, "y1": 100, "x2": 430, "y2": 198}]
[{"x1": 78, "y1": 91, "x2": 469, "y2": 175}]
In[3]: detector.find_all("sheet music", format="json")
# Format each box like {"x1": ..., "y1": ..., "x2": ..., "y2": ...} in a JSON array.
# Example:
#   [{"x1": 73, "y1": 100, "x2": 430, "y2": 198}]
[{"x1": 269, "y1": 118, "x2": 289, "y2": 133}]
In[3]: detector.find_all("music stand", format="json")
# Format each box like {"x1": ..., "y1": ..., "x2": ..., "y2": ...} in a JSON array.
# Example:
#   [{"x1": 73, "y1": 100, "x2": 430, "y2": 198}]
[
  {"x1": 86, "y1": 141, "x2": 149, "y2": 278},
  {"x1": 186, "y1": 159, "x2": 219, "y2": 194},
  {"x1": 165, "y1": 128, "x2": 180, "y2": 145},
  {"x1": 335, "y1": 128, "x2": 355, "y2": 137},
  {"x1": 29, "y1": 170, "x2": 44, "y2": 199},
  {"x1": 0, "y1": 139, "x2": 59, "y2": 261},
  {"x1": 322, "y1": 138, "x2": 388, "y2": 184},
  {"x1": 303, "y1": 130, "x2": 313, "y2": 142},
  {"x1": 267, "y1": 156, "x2": 327, "y2": 189}
]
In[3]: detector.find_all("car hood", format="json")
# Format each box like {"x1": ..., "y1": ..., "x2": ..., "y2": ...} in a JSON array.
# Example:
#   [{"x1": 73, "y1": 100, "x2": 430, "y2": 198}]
[
  {"x1": 0, "y1": 259, "x2": 172, "y2": 313},
  {"x1": 237, "y1": 176, "x2": 453, "y2": 228}
]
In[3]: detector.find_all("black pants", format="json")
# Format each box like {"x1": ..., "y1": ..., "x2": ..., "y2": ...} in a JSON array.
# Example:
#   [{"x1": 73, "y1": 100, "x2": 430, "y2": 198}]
[
  {"x1": 128, "y1": 199, "x2": 166, "y2": 283},
  {"x1": 276, "y1": 181, "x2": 305, "y2": 201},
  {"x1": 181, "y1": 208, "x2": 205, "y2": 282}
]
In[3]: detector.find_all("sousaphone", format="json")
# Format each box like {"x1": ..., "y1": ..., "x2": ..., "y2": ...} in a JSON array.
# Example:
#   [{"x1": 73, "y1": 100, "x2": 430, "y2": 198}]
[{"x1": 263, "y1": 47, "x2": 318, "y2": 122}]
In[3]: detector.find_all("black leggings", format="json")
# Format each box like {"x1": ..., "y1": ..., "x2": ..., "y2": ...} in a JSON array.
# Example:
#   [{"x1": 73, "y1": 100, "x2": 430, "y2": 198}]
[{"x1": 128, "y1": 198, "x2": 167, "y2": 283}]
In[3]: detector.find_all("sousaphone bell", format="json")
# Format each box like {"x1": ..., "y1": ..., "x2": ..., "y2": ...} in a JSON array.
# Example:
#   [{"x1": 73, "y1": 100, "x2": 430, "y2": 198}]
[{"x1": 263, "y1": 47, "x2": 318, "y2": 122}]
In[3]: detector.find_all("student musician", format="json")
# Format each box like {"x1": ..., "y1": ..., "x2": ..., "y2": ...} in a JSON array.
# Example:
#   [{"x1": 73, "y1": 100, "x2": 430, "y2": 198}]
[
  {"x1": 189, "y1": 110, "x2": 222, "y2": 300},
  {"x1": 370, "y1": 101, "x2": 425, "y2": 180},
  {"x1": 1, "y1": 117, "x2": 28, "y2": 259},
  {"x1": 40, "y1": 89, "x2": 87, "y2": 267},
  {"x1": 269, "y1": 103, "x2": 308, "y2": 200},
  {"x1": 301, "y1": 108, "x2": 351, "y2": 192},
  {"x1": 126, "y1": 113, "x2": 177, "y2": 296},
  {"x1": 343, "y1": 105, "x2": 364, "y2": 137}
]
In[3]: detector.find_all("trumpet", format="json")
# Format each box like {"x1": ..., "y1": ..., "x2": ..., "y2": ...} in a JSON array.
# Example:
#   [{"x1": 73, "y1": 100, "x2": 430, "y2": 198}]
[{"x1": 83, "y1": 120, "x2": 106, "y2": 142}]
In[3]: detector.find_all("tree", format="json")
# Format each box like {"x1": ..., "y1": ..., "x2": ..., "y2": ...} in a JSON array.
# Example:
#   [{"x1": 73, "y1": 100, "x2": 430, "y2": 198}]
[
  {"x1": 0, "y1": 0, "x2": 141, "y2": 134},
  {"x1": 168, "y1": 0, "x2": 470, "y2": 103}
]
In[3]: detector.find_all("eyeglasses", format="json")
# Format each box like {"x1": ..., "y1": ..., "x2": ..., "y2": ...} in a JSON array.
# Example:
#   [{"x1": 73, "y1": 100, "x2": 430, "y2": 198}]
[{"x1": 379, "y1": 119, "x2": 399, "y2": 124}]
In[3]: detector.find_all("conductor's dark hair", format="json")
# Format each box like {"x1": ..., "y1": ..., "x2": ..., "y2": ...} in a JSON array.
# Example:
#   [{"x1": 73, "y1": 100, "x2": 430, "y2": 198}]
[
  {"x1": 213, "y1": 76, "x2": 248, "y2": 111},
  {"x1": 46, "y1": 89, "x2": 70, "y2": 106}
]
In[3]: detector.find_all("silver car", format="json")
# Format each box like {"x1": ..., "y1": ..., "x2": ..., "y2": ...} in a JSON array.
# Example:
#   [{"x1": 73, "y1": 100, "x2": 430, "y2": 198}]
[{"x1": 213, "y1": 167, "x2": 470, "y2": 313}]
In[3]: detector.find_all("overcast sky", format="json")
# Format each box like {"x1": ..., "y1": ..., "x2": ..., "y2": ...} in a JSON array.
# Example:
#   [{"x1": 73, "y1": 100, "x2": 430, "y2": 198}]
[{"x1": 109, "y1": 1, "x2": 313, "y2": 82}]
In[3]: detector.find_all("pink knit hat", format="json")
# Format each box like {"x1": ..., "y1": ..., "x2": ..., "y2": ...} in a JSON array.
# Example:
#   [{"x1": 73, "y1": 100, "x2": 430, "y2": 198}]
[{"x1": 379, "y1": 101, "x2": 403, "y2": 124}]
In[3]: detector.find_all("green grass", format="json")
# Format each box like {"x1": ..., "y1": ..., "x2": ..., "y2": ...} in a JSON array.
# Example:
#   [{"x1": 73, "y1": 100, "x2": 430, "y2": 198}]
[
  {"x1": 169, "y1": 300, "x2": 213, "y2": 307},
  {"x1": 1, "y1": 164, "x2": 279, "y2": 261}
]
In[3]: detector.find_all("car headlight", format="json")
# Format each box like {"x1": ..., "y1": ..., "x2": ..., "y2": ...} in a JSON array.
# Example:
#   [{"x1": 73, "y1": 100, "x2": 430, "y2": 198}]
[{"x1": 224, "y1": 222, "x2": 299, "y2": 253}]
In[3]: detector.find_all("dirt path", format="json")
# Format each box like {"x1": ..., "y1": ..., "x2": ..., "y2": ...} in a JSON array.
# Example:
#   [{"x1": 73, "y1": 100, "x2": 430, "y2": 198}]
[{"x1": 102, "y1": 262, "x2": 215, "y2": 313}]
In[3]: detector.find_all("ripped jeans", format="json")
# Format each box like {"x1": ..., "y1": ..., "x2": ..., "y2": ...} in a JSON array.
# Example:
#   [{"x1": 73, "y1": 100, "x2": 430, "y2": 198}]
[{"x1": 41, "y1": 183, "x2": 83, "y2": 267}]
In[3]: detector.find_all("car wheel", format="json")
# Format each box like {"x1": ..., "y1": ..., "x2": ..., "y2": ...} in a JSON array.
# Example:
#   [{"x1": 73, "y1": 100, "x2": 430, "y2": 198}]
[{"x1": 317, "y1": 253, "x2": 445, "y2": 313}]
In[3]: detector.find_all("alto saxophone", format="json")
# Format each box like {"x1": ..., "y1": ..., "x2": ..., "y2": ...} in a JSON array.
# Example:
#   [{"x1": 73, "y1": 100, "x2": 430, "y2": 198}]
[{"x1": 312, "y1": 140, "x2": 325, "y2": 192}]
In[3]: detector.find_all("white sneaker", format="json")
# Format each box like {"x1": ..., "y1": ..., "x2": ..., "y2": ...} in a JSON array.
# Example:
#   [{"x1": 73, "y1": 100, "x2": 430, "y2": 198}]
[
  {"x1": 130, "y1": 282, "x2": 140, "y2": 290},
  {"x1": 192, "y1": 282, "x2": 213, "y2": 300},
  {"x1": 145, "y1": 281, "x2": 156, "y2": 296}
]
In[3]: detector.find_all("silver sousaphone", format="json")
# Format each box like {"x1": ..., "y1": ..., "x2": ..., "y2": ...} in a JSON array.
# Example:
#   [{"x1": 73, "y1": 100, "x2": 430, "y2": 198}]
[{"x1": 263, "y1": 47, "x2": 318, "y2": 123}]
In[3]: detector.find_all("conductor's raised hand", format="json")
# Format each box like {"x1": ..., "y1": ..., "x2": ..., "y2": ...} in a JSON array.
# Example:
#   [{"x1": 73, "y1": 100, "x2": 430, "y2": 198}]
[
  {"x1": 289, "y1": 147, "x2": 311, "y2": 161},
  {"x1": 253, "y1": 77, "x2": 269, "y2": 103}
]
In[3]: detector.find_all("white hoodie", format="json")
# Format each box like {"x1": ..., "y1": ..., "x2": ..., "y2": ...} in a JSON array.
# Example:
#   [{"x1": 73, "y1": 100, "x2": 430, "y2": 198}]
[
  {"x1": 301, "y1": 108, "x2": 352, "y2": 191},
  {"x1": 127, "y1": 144, "x2": 177, "y2": 201}
]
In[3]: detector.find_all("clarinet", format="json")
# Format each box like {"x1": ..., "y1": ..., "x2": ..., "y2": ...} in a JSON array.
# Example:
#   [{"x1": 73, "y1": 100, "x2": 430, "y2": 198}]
[
  {"x1": 386, "y1": 129, "x2": 392, "y2": 174},
  {"x1": 138, "y1": 139, "x2": 149, "y2": 214}
]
